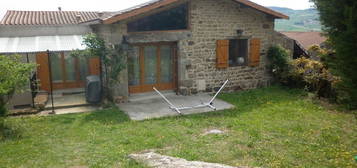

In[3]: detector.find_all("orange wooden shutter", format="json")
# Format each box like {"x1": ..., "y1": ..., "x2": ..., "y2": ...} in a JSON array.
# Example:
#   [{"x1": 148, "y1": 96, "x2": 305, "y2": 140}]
[
  {"x1": 249, "y1": 38, "x2": 261, "y2": 67},
  {"x1": 216, "y1": 40, "x2": 229, "y2": 68},
  {"x1": 36, "y1": 52, "x2": 51, "y2": 92},
  {"x1": 89, "y1": 57, "x2": 101, "y2": 75}
]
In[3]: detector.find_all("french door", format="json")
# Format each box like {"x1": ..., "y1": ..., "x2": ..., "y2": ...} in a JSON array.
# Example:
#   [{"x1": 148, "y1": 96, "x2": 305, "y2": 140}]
[
  {"x1": 36, "y1": 52, "x2": 100, "y2": 91},
  {"x1": 128, "y1": 42, "x2": 177, "y2": 94},
  {"x1": 49, "y1": 52, "x2": 88, "y2": 90}
]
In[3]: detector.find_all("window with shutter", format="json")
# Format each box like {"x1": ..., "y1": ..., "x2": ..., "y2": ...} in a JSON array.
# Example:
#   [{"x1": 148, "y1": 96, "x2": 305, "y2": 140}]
[
  {"x1": 216, "y1": 40, "x2": 229, "y2": 68},
  {"x1": 249, "y1": 38, "x2": 261, "y2": 67},
  {"x1": 229, "y1": 39, "x2": 249, "y2": 66}
]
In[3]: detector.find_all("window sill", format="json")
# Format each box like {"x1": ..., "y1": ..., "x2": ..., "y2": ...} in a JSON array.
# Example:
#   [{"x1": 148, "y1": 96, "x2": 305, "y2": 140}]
[{"x1": 229, "y1": 64, "x2": 247, "y2": 67}]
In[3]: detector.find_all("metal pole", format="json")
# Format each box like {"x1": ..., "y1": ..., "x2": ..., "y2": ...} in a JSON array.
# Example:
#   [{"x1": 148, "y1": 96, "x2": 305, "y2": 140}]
[
  {"x1": 26, "y1": 53, "x2": 35, "y2": 108},
  {"x1": 47, "y1": 50, "x2": 55, "y2": 114},
  {"x1": 153, "y1": 80, "x2": 229, "y2": 114},
  {"x1": 153, "y1": 87, "x2": 176, "y2": 108},
  {"x1": 209, "y1": 79, "x2": 229, "y2": 104},
  {"x1": 99, "y1": 52, "x2": 104, "y2": 102},
  {"x1": 153, "y1": 87, "x2": 182, "y2": 114}
]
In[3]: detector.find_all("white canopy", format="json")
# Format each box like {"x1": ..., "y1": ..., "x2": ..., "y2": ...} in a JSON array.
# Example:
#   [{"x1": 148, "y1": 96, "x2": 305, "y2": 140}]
[{"x1": 0, "y1": 35, "x2": 86, "y2": 53}]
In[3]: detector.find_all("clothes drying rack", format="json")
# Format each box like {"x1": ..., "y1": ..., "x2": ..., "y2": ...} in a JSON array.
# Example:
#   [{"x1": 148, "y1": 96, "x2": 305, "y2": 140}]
[{"x1": 153, "y1": 80, "x2": 229, "y2": 114}]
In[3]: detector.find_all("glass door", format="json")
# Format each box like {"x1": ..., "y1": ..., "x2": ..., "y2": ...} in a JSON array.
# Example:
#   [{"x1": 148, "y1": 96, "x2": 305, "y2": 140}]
[
  {"x1": 128, "y1": 46, "x2": 141, "y2": 90},
  {"x1": 160, "y1": 45, "x2": 174, "y2": 84},
  {"x1": 50, "y1": 53, "x2": 64, "y2": 83},
  {"x1": 64, "y1": 53, "x2": 77, "y2": 82},
  {"x1": 50, "y1": 52, "x2": 88, "y2": 90},
  {"x1": 128, "y1": 42, "x2": 177, "y2": 94},
  {"x1": 144, "y1": 46, "x2": 158, "y2": 85}
]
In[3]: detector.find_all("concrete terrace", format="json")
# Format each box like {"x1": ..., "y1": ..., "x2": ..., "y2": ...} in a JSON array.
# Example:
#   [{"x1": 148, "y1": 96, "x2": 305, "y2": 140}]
[{"x1": 118, "y1": 91, "x2": 234, "y2": 121}]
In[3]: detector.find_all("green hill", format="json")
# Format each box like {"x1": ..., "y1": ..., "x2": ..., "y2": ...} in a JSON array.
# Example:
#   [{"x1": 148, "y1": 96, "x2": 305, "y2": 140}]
[{"x1": 270, "y1": 7, "x2": 322, "y2": 32}]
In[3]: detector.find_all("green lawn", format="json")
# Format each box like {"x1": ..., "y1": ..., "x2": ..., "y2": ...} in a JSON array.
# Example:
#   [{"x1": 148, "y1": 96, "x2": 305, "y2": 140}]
[{"x1": 1, "y1": 86, "x2": 356, "y2": 168}]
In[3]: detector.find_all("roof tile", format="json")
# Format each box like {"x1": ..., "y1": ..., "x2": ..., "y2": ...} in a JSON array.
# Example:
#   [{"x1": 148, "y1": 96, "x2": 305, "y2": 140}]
[
  {"x1": 281, "y1": 32, "x2": 327, "y2": 49},
  {"x1": 0, "y1": 10, "x2": 100, "y2": 25}
]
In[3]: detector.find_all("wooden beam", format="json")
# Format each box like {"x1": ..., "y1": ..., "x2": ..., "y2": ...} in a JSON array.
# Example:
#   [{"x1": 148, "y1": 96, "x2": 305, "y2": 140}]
[{"x1": 103, "y1": 0, "x2": 181, "y2": 24}]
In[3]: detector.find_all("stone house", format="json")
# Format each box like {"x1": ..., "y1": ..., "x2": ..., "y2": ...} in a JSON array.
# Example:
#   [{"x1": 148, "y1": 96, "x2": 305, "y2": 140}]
[
  {"x1": 0, "y1": 0, "x2": 290, "y2": 108},
  {"x1": 88, "y1": 0, "x2": 289, "y2": 100}
]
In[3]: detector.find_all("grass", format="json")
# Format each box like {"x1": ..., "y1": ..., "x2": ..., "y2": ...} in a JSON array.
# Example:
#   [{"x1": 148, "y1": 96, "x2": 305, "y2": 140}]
[{"x1": 0, "y1": 86, "x2": 356, "y2": 168}]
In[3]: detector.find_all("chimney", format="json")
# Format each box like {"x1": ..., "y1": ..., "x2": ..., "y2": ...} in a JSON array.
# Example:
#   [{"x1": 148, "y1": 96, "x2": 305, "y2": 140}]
[
  {"x1": 98, "y1": 12, "x2": 104, "y2": 17},
  {"x1": 76, "y1": 14, "x2": 82, "y2": 22},
  {"x1": 58, "y1": 7, "x2": 62, "y2": 11}
]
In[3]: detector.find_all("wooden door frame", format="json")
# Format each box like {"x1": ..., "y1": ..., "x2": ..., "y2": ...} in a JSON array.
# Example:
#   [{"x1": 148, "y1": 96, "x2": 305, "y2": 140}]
[
  {"x1": 37, "y1": 52, "x2": 100, "y2": 92},
  {"x1": 51, "y1": 52, "x2": 87, "y2": 90},
  {"x1": 129, "y1": 42, "x2": 178, "y2": 94}
]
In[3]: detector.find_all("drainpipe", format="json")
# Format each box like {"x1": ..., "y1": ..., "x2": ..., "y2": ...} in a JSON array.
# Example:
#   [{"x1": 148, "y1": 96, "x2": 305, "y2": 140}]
[
  {"x1": 47, "y1": 50, "x2": 55, "y2": 114},
  {"x1": 26, "y1": 53, "x2": 35, "y2": 108}
]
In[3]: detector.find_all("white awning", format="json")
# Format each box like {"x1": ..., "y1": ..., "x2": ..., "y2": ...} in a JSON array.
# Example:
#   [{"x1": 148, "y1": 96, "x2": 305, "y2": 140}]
[{"x1": 0, "y1": 35, "x2": 86, "y2": 53}]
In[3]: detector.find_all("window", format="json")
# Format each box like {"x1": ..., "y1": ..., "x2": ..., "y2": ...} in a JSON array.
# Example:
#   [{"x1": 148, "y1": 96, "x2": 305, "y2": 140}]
[
  {"x1": 229, "y1": 39, "x2": 248, "y2": 66},
  {"x1": 216, "y1": 38, "x2": 261, "y2": 68},
  {"x1": 127, "y1": 3, "x2": 188, "y2": 32}
]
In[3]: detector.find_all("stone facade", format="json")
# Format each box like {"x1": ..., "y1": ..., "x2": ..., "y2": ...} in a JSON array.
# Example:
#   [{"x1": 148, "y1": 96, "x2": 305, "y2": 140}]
[
  {"x1": 91, "y1": 24, "x2": 130, "y2": 99},
  {"x1": 272, "y1": 31, "x2": 295, "y2": 58},
  {"x1": 179, "y1": 0, "x2": 275, "y2": 94},
  {"x1": 94, "y1": 0, "x2": 287, "y2": 98}
]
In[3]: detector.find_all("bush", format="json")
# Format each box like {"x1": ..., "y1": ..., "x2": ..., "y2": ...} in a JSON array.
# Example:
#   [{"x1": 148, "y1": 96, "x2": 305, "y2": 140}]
[
  {"x1": 267, "y1": 45, "x2": 291, "y2": 83},
  {"x1": 289, "y1": 57, "x2": 339, "y2": 98},
  {"x1": 71, "y1": 34, "x2": 126, "y2": 101},
  {"x1": 267, "y1": 46, "x2": 339, "y2": 100},
  {"x1": 0, "y1": 55, "x2": 36, "y2": 116},
  {"x1": 0, "y1": 105, "x2": 6, "y2": 117}
]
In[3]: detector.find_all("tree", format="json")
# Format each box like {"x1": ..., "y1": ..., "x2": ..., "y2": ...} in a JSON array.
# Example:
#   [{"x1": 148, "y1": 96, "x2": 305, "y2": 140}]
[
  {"x1": 310, "y1": 0, "x2": 357, "y2": 109},
  {"x1": 0, "y1": 55, "x2": 36, "y2": 116},
  {"x1": 71, "y1": 33, "x2": 126, "y2": 98}
]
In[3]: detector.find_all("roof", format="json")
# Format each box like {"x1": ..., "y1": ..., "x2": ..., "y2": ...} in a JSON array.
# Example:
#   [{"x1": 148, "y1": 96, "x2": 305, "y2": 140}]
[
  {"x1": 281, "y1": 32, "x2": 327, "y2": 49},
  {"x1": 0, "y1": 10, "x2": 100, "y2": 25},
  {"x1": 103, "y1": 0, "x2": 289, "y2": 24},
  {"x1": 0, "y1": 35, "x2": 86, "y2": 53}
]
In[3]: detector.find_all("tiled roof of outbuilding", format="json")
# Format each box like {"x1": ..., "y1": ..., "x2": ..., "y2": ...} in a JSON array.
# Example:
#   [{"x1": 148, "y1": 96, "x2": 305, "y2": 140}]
[
  {"x1": 281, "y1": 32, "x2": 327, "y2": 49},
  {"x1": 0, "y1": 10, "x2": 100, "y2": 25}
]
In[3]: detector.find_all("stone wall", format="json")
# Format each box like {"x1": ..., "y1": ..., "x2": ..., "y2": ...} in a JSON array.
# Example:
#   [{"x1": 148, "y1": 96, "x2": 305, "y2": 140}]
[
  {"x1": 178, "y1": 0, "x2": 276, "y2": 94},
  {"x1": 91, "y1": 24, "x2": 129, "y2": 100},
  {"x1": 272, "y1": 31, "x2": 295, "y2": 58},
  {"x1": 94, "y1": 0, "x2": 285, "y2": 97}
]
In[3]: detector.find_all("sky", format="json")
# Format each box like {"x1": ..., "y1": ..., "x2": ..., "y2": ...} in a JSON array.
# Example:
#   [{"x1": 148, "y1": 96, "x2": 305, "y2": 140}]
[{"x1": 0, "y1": 0, "x2": 314, "y2": 20}]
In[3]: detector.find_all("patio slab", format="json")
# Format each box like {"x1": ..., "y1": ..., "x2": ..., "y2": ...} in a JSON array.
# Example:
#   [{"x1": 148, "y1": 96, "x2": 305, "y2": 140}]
[
  {"x1": 40, "y1": 106, "x2": 99, "y2": 115},
  {"x1": 118, "y1": 92, "x2": 234, "y2": 121},
  {"x1": 45, "y1": 93, "x2": 89, "y2": 109}
]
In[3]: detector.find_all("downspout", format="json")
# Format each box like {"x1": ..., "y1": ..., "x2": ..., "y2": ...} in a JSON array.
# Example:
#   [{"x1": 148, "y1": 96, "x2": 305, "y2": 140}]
[
  {"x1": 47, "y1": 50, "x2": 55, "y2": 114},
  {"x1": 26, "y1": 53, "x2": 35, "y2": 108}
]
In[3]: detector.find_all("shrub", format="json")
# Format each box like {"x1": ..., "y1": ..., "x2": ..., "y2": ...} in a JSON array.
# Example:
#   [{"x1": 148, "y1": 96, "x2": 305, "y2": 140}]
[
  {"x1": 289, "y1": 57, "x2": 339, "y2": 98},
  {"x1": 267, "y1": 46, "x2": 340, "y2": 100},
  {"x1": 0, "y1": 55, "x2": 36, "y2": 116},
  {"x1": 71, "y1": 33, "x2": 126, "y2": 101},
  {"x1": 267, "y1": 45, "x2": 291, "y2": 84}
]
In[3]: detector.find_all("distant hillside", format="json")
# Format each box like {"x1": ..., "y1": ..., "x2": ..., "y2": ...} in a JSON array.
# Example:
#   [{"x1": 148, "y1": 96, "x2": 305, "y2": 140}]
[{"x1": 270, "y1": 7, "x2": 322, "y2": 32}]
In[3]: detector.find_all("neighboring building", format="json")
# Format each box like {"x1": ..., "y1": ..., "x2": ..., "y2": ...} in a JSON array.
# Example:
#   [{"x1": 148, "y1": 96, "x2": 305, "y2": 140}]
[
  {"x1": 281, "y1": 32, "x2": 327, "y2": 50},
  {"x1": 0, "y1": 0, "x2": 291, "y2": 107},
  {"x1": 0, "y1": 10, "x2": 101, "y2": 109},
  {"x1": 281, "y1": 31, "x2": 327, "y2": 58}
]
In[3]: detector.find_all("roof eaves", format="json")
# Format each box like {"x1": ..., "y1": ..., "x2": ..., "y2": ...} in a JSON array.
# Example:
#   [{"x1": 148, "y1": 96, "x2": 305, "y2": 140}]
[
  {"x1": 235, "y1": 0, "x2": 289, "y2": 19},
  {"x1": 103, "y1": 0, "x2": 180, "y2": 24},
  {"x1": 102, "y1": 0, "x2": 289, "y2": 24}
]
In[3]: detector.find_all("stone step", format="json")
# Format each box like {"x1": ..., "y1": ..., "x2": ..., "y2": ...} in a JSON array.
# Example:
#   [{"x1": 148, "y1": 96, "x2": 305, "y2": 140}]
[{"x1": 129, "y1": 152, "x2": 256, "y2": 168}]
